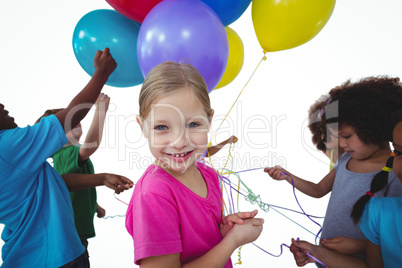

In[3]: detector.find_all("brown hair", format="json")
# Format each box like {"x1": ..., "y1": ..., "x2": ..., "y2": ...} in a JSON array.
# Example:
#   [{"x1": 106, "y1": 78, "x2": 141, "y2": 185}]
[
  {"x1": 35, "y1": 108, "x2": 64, "y2": 124},
  {"x1": 308, "y1": 95, "x2": 330, "y2": 152},
  {"x1": 139, "y1": 61, "x2": 213, "y2": 120}
]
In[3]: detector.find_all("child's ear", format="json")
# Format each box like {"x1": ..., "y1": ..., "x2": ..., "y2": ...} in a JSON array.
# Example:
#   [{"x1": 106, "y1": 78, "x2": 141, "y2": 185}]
[{"x1": 136, "y1": 115, "x2": 149, "y2": 137}]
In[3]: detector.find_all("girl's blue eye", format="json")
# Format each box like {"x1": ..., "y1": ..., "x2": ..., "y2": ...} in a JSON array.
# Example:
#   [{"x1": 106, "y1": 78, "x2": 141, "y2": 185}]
[
  {"x1": 188, "y1": 122, "x2": 199, "y2": 128},
  {"x1": 155, "y1": 125, "x2": 168, "y2": 130},
  {"x1": 394, "y1": 149, "x2": 402, "y2": 156}
]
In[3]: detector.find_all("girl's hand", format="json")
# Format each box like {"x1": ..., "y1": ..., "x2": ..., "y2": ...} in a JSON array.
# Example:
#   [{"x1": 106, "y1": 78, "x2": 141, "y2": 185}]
[
  {"x1": 228, "y1": 135, "x2": 238, "y2": 144},
  {"x1": 103, "y1": 173, "x2": 133, "y2": 194},
  {"x1": 226, "y1": 218, "x2": 264, "y2": 247},
  {"x1": 220, "y1": 210, "x2": 258, "y2": 237},
  {"x1": 290, "y1": 238, "x2": 317, "y2": 267},
  {"x1": 264, "y1": 166, "x2": 290, "y2": 181}
]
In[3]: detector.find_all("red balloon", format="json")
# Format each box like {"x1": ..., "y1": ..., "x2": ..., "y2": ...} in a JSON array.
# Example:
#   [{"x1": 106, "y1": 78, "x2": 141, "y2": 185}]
[{"x1": 105, "y1": 0, "x2": 163, "y2": 23}]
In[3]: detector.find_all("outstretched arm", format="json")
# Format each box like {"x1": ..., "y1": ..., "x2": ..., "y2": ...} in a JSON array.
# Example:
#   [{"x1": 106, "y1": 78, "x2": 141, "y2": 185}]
[
  {"x1": 79, "y1": 93, "x2": 110, "y2": 161},
  {"x1": 207, "y1": 135, "x2": 237, "y2": 157},
  {"x1": 61, "y1": 173, "x2": 132, "y2": 193},
  {"x1": 264, "y1": 166, "x2": 335, "y2": 198},
  {"x1": 56, "y1": 48, "x2": 116, "y2": 133},
  {"x1": 290, "y1": 238, "x2": 367, "y2": 268},
  {"x1": 321, "y1": 236, "x2": 368, "y2": 256}
]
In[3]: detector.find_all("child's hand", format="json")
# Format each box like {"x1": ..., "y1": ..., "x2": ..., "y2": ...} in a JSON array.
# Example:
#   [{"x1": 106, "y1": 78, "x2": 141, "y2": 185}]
[
  {"x1": 226, "y1": 217, "x2": 264, "y2": 247},
  {"x1": 264, "y1": 166, "x2": 290, "y2": 182},
  {"x1": 321, "y1": 236, "x2": 367, "y2": 255},
  {"x1": 95, "y1": 93, "x2": 110, "y2": 112},
  {"x1": 96, "y1": 204, "x2": 106, "y2": 218},
  {"x1": 103, "y1": 173, "x2": 133, "y2": 194},
  {"x1": 289, "y1": 238, "x2": 317, "y2": 267},
  {"x1": 94, "y1": 48, "x2": 117, "y2": 78},
  {"x1": 220, "y1": 210, "x2": 258, "y2": 237},
  {"x1": 228, "y1": 135, "x2": 238, "y2": 144}
]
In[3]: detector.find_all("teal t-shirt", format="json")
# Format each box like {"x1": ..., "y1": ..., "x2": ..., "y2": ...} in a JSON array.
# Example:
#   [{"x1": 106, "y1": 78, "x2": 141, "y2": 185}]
[
  {"x1": 361, "y1": 197, "x2": 402, "y2": 268},
  {"x1": 53, "y1": 145, "x2": 97, "y2": 239},
  {"x1": 0, "y1": 115, "x2": 84, "y2": 267}
]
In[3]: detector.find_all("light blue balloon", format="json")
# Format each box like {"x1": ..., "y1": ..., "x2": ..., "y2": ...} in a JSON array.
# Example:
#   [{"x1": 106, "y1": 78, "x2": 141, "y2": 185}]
[
  {"x1": 73, "y1": 9, "x2": 144, "y2": 88},
  {"x1": 201, "y1": 0, "x2": 252, "y2": 26}
]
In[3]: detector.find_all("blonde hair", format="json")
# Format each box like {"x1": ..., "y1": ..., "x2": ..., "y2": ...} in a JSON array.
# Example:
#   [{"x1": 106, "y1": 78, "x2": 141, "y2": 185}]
[{"x1": 139, "y1": 61, "x2": 213, "y2": 120}]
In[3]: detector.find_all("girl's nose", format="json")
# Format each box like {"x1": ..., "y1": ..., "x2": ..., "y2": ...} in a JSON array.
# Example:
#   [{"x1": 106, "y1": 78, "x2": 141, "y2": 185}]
[
  {"x1": 339, "y1": 139, "x2": 347, "y2": 148},
  {"x1": 170, "y1": 129, "x2": 189, "y2": 149}
]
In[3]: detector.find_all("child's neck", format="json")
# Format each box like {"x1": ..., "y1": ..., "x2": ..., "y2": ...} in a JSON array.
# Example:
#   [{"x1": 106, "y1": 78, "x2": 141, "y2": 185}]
[
  {"x1": 156, "y1": 161, "x2": 208, "y2": 198},
  {"x1": 347, "y1": 145, "x2": 392, "y2": 173}
]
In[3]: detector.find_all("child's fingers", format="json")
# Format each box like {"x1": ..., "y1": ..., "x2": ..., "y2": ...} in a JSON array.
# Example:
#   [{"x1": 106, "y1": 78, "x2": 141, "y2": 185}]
[
  {"x1": 251, "y1": 218, "x2": 264, "y2": 226},
  {"x1": 102, "y1": 47, "x2": 110, "y2": 55},
  {"x1": 94, "y1": 50, "x2": 102, "y2": 61}
]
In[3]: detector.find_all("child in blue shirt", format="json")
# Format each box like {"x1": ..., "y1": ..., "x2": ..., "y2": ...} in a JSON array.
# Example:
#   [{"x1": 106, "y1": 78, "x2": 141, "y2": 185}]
[{"x1": 0, "y1": 48, "x2": 133, "y2": 268}]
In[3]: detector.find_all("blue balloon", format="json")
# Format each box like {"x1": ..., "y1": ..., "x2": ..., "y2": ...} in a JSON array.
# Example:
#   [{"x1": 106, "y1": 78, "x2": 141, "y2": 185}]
[
  {"x1": 201, "y1": 0, "x2": 252, "y2": 26},
  {"x1": 73, "y1": 9, "x2": 144, "y2": 88}
]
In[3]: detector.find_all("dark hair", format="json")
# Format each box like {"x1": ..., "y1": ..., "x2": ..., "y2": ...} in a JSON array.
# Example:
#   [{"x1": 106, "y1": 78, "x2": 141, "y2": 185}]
[
  {"x1": 350, "y1": 155, "x2": 394, "y2": 224},
  {"x1": 308, "y1": 95, "x2": 330, "y2": 152},
  {"x1": 35, "y1": 108, "x2": 64, "y2": 124},
  {"x1": 392, "y1": 110, "x2": 402, "y2": 129},
  {"x1": 322, "y1": 76, "x2": 402, "y2": 147}
]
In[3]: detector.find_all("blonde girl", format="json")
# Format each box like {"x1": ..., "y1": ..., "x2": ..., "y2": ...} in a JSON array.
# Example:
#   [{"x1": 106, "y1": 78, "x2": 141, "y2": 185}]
[{"x1": 125, "y1": 61, "x2": 264, "y2": 268}]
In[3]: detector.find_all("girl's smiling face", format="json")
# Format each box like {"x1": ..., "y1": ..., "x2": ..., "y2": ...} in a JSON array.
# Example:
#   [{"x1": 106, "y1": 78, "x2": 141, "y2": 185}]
[
  {"x1": 392, "y1": 121, "x2": 402, "y2": 182},
  {"x1": 139, "y1": 87, "x2": 212, "y2": 176}
]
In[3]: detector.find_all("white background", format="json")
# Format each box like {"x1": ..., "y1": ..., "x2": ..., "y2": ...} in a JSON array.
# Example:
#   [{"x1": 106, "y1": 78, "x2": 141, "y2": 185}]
[{"x1": 1, "y1": 0, "x2": 402, "y2": 267}]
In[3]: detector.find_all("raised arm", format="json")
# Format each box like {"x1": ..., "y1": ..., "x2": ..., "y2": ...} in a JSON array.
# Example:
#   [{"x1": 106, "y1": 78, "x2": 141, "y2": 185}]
[
  {"x1": 207, "y1": 135, "x2": 237, "y2": 157},
  {"x1": 61, "y1": 173, "x2": 132, "y2": 193},
  {"x1": 56, "y1": 48, "x2": 116, "y2": 133},
  {"x1": 264, "y1": 166, "x2": 336, "y2": 198},
  {"x1": 79, "y1": 93, "x2": 110, "y2": 161}
]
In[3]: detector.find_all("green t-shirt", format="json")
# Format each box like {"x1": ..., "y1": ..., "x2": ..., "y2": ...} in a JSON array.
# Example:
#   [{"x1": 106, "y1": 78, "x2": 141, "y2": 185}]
[{"x1": 53, "y1": 145, "x2": 97, "y2": 239}]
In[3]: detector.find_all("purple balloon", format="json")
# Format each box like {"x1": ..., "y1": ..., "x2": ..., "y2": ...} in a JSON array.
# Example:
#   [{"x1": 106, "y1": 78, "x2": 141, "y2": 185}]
[{"x1": 137, "y1": 0, "x2": 228, "y2": 92}]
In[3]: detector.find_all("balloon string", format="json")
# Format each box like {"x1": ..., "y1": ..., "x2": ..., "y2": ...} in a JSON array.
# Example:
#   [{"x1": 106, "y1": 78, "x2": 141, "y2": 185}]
[
  {"x1": 114, "y1": 192, "x2": 129, "y2": 206},
  {"x1": 219, "y1": 169, "x2": 327, "y2": 267},
  {"x1": 207, "y1": 52, "x2": 267, "y2": 149},
  {"x1": 282, "y1": 172, "x2": 322, "y2": 245},
  {"x1": 220, "y1": 174, "x2": 322, "y2": 237},
  {"x1": 102, "y1": 214, "x2": 126, "y2": 220},
  {"x1": 252, "y1": 241, "x2": 328, "y2": 268}
]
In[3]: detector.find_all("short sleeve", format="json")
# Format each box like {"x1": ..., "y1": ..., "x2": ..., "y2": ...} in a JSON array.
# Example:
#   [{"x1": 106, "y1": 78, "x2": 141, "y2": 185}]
[
  {"x1": 360, "y1": 199, "x2": 381, "y2": 245},
  {"x1": 53, "y1": 145, "x2": 86, "y2": 175},
  {"x1": 132, "y1": 190, "x2": 182, "y2": 264},
  {"x1": 0, "y1": 115, "x2": 67, "y2": 171}
]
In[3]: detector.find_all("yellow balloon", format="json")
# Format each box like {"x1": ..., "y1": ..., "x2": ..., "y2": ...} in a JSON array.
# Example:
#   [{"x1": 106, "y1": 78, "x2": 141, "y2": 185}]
[
  {"x1": 252, "y1": 0, "x2": 336, "y2": 52},
  {"x1": 215, "y1": 27, "x2": 244, "y2": 90}
]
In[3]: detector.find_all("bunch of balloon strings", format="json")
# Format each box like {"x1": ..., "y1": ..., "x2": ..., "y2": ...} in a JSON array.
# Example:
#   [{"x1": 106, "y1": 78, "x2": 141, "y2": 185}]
[
  {"x1": 201, "y1": 143, "x2": 326, "y2": 267},
  {"x1": 201, "y1": 51, "x2": 327, "y2": 267}
]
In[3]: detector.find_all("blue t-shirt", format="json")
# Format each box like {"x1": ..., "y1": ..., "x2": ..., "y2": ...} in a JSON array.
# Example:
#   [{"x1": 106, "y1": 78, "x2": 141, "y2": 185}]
[
  {"x1": 0, "y1": 115, "x2": 84, "y2": 267},
  {"x1": 360, "y1": 197, "x2": 402, "y2": 268}
]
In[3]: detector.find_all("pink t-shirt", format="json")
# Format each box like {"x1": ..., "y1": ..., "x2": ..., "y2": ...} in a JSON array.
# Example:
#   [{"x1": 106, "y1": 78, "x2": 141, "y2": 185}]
[{"x1": 126, "y1": 162, "x2": 232, "y2": 267}]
